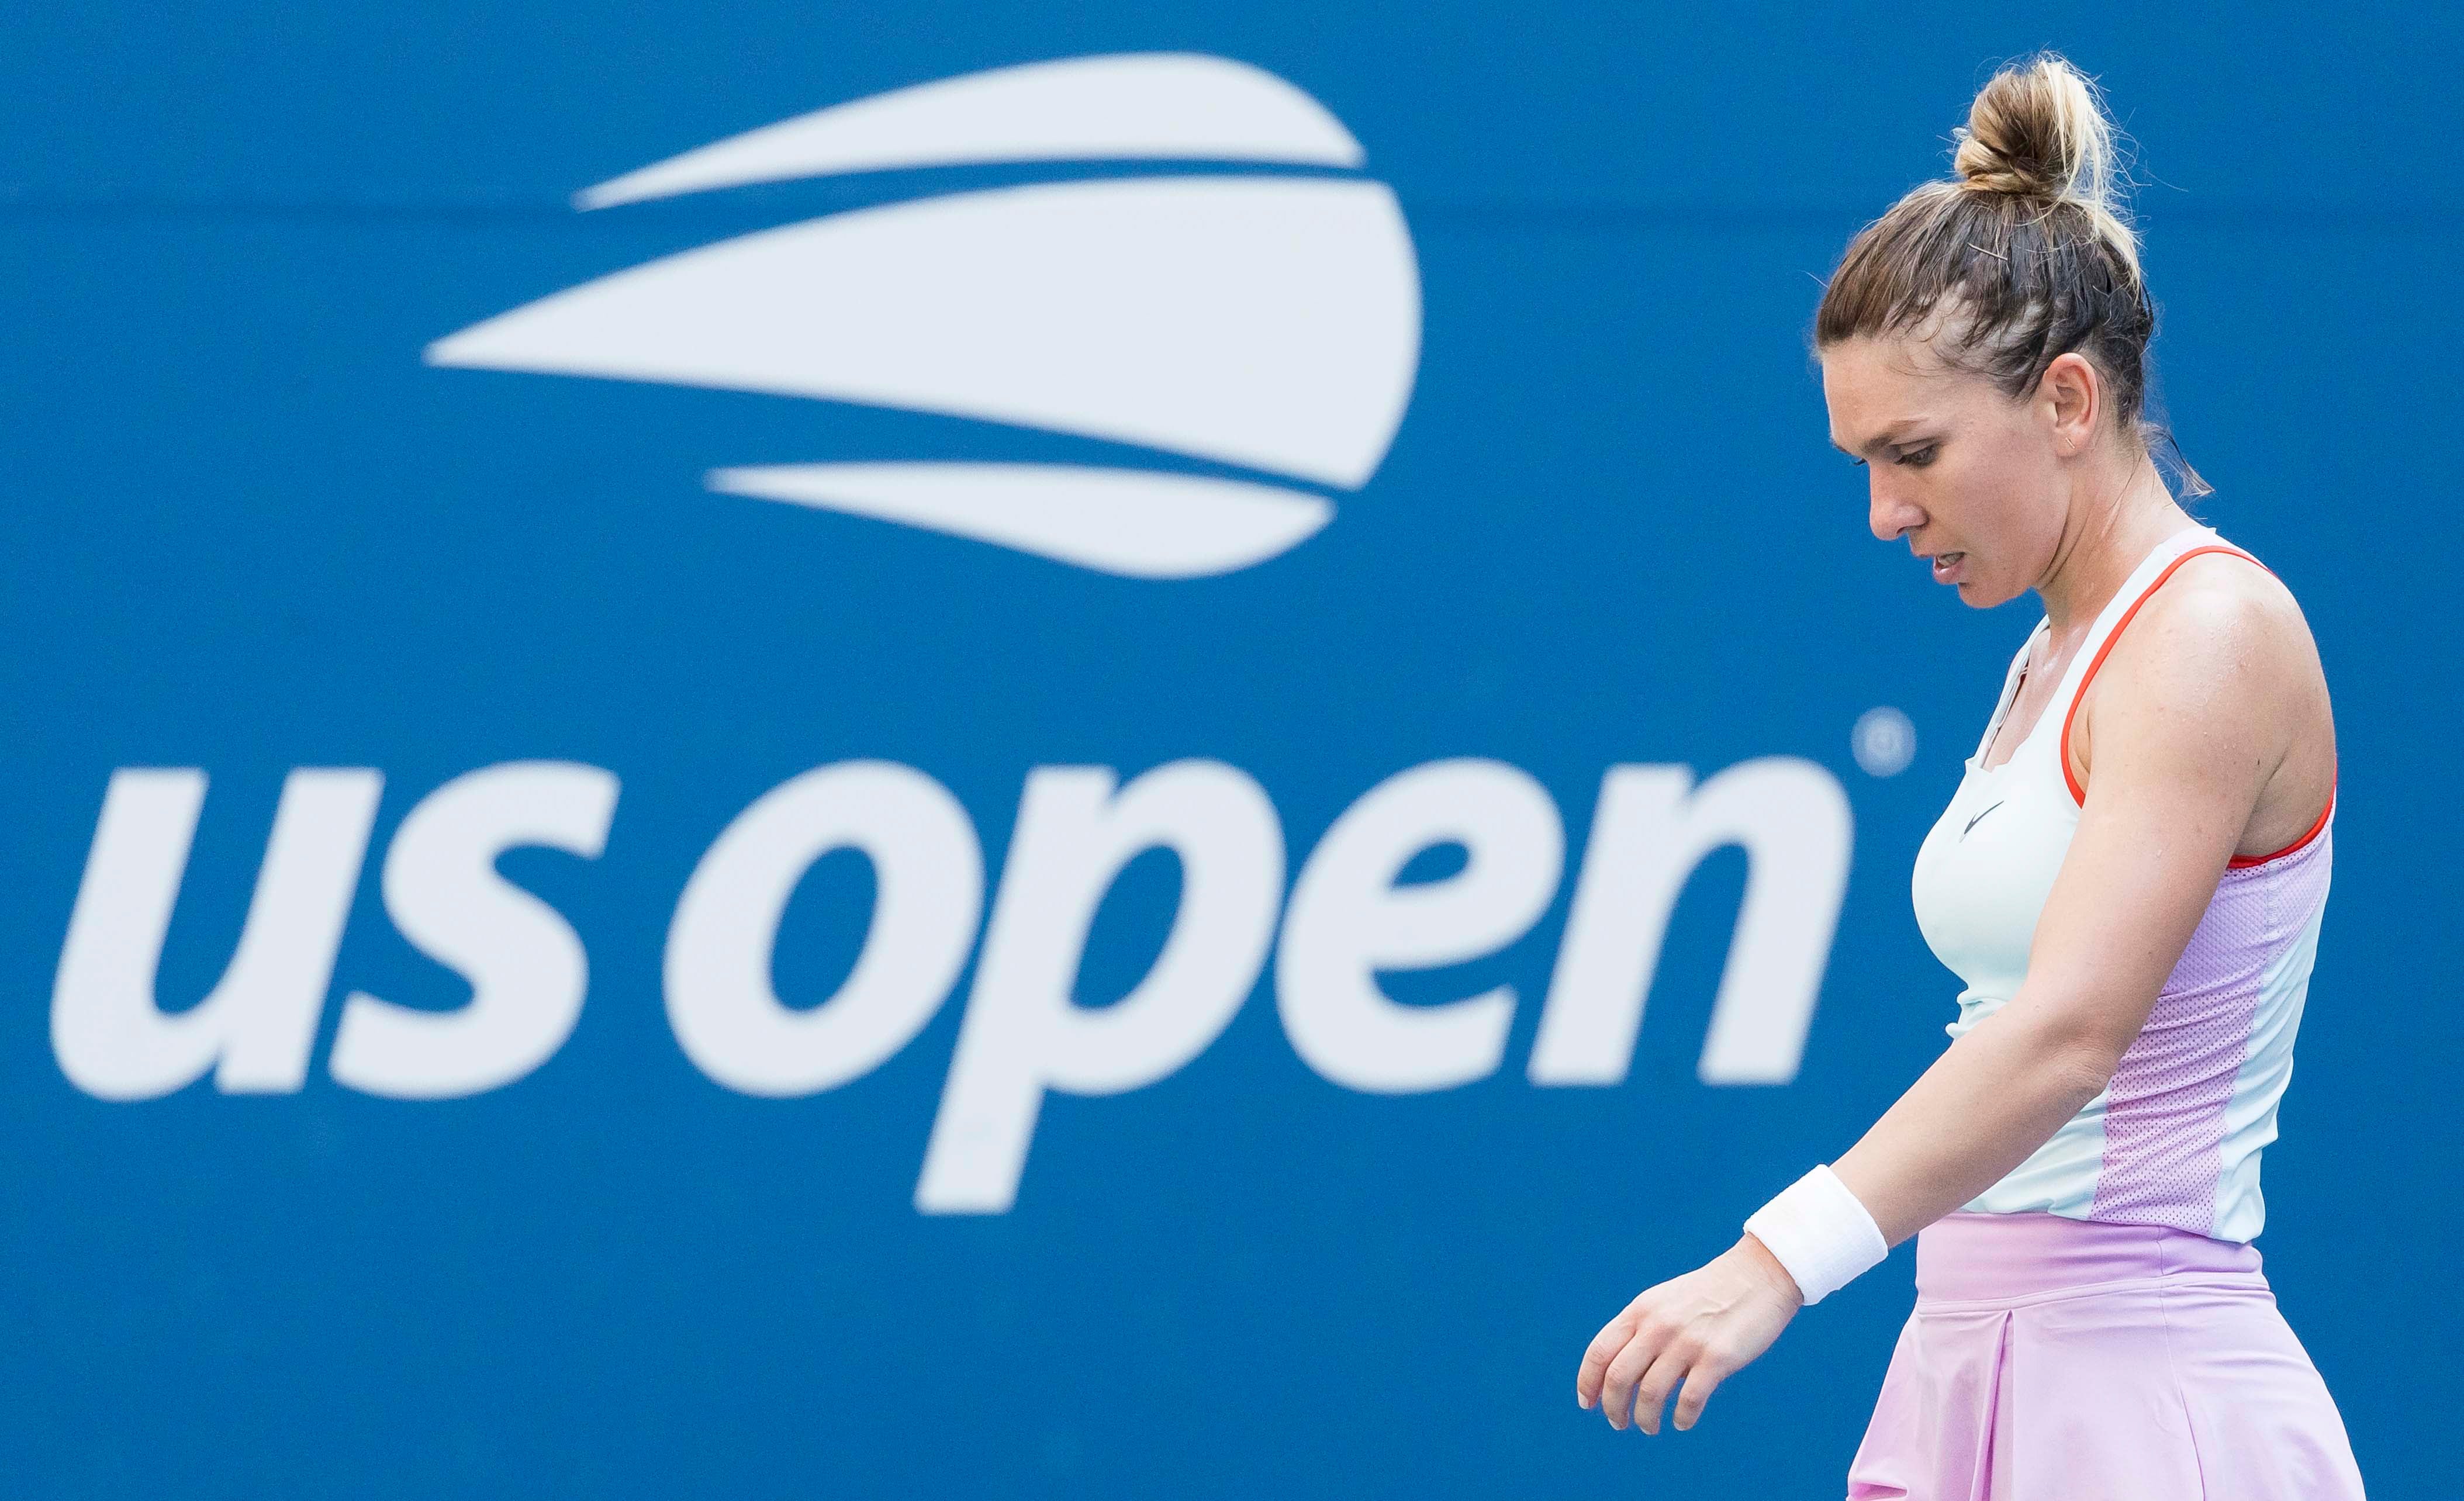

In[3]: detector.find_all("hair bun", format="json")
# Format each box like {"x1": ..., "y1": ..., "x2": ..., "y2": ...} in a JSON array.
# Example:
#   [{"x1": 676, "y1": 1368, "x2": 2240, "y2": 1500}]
[
  {"x1": 1954, "y1": 54, "x2": 2111, "y2": 202},
  {"x1": 1951, "y1": 53, "x2": 2140, "y2": 283}
]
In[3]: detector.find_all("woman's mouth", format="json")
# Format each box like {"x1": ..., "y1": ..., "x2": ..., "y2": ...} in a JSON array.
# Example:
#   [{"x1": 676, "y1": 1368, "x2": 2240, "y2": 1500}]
[{"x1": 1931, "y1": 551, "x2": 1966, "y2": 583}]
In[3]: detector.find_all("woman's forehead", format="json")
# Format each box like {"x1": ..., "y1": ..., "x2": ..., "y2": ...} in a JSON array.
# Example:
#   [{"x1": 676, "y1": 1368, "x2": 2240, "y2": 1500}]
[
  {"x1": 1830, "y1": 331, "x2": 2008, "y2": 396},
  {"x1": 1822, "y1": 338, "x2": 1972, "y2": 445},
  {"x1": 1822, "y1": 333, "x2": 1964, "y2": 388}
]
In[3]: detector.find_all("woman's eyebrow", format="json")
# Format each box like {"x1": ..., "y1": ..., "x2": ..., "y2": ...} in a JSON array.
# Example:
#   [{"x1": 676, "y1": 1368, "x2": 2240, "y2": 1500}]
[{"x1": 1834, "y1": 421, "x2": 1931, "y2": 457}]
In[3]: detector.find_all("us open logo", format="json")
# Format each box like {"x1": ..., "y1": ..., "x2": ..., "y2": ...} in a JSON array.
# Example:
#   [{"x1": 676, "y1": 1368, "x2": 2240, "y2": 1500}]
[
  {"x1": 426, "y1": 53, "x2": 1423, "y2": 578},
  {"x1": 53, "y1": 58, "x2": 1854, "y2": 1215}
]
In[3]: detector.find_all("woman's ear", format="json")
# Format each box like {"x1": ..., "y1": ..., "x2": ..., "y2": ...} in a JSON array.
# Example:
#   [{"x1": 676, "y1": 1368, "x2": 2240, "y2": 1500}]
[{"x1": 2038, "y1": 352, "x2": 2102, "y2": 457}]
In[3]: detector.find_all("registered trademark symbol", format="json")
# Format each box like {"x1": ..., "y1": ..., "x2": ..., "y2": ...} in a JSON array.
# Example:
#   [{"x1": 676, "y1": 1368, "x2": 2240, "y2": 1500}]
[{"x1": 1852, "y1": 707, "x2": 1917, "y2": 777}]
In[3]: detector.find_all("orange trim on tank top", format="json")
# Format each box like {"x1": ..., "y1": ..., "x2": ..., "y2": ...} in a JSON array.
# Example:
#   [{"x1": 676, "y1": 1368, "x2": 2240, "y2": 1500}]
[{"x1": 2059, "y1": 542, "x2": 2336, "y2": 870}]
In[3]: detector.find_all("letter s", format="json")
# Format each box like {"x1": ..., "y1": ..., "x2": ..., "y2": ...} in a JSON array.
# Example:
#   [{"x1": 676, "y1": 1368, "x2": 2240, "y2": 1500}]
[{"x1": 327, "y1": 762, "x2": 619, "y2": 1099}]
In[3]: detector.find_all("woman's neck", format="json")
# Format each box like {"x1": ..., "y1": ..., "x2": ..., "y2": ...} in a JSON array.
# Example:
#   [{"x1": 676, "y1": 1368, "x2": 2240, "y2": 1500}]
[{"x1": 2035, "y1": 451, "x2": 2193, "y2": 635}]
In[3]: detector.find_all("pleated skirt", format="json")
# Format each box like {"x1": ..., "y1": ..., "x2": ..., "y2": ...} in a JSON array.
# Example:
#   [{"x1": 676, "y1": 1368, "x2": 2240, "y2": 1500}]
[{"x1": 1844, "y1": 1212, "x2": 2365, "y2": 1500}]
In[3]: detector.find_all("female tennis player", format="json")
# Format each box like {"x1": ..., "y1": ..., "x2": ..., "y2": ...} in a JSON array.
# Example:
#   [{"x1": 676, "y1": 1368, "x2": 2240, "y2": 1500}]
[{"x1": 1572, "y1": 53, "x2": 2365, "y2": 1498}]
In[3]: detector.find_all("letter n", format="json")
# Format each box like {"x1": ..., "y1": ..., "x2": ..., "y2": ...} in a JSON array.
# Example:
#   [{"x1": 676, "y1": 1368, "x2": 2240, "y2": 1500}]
[{"x1": 1527, "y1": 758, "x2": 1851, "y2": 1087}]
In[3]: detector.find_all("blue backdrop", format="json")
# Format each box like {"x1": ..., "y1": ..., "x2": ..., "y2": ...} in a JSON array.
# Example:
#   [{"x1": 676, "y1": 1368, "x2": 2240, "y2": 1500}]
[{"x1": 3, "y1": 3, "x2": 2455, "y2": 1495}]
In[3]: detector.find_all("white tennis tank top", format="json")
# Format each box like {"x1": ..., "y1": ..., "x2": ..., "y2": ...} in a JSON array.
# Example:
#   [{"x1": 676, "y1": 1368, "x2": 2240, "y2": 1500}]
[{"x1": 1909, "y1": 522, "x2": 2335, "y2": 1242}]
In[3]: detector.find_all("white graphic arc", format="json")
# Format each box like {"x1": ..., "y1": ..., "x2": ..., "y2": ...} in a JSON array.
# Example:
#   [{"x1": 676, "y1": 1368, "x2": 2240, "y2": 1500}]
[
  {"x1": 426, "y1": 177, "x2": 1421, "y2": 490},
  {"x1": 709, "y1": 463, "x2": 1332, "y2": 579},
  {"x1": 576, "y1": 53, "x2": 1366, "y2": 210}
]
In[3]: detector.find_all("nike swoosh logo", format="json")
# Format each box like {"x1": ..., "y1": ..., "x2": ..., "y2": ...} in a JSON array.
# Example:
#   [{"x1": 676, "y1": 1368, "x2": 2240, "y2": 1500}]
[{"x1": 1962, "y1": 800, "x2": 2006, "y2": 839}]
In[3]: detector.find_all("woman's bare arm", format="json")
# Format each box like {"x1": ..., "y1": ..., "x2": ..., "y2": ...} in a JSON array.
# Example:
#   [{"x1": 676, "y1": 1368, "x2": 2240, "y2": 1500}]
[
  {"x1": 1831, "y1": 568, "x2": 2306, "y2": 1241},
  {"x1": 1575, "y1": 560, "x2": 2316, "y2": 1434}
]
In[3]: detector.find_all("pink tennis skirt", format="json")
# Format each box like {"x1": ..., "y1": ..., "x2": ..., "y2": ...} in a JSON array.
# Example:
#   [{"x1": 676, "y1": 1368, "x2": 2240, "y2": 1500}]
[{"x1": 1844, "y1": 1212, "x2": 2365, "y2": 1500}]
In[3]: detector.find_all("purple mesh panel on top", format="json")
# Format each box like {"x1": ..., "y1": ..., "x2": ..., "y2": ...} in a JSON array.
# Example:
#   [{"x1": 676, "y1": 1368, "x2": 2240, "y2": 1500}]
[{"x1": 2089, "y1": 822, "x2": 2333, "y2": 1232}]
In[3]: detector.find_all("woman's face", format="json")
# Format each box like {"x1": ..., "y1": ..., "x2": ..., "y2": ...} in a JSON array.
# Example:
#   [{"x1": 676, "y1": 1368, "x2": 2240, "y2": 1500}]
[{"x1": 1819, "y1": 334, "x2": 2067, "y2": 609}]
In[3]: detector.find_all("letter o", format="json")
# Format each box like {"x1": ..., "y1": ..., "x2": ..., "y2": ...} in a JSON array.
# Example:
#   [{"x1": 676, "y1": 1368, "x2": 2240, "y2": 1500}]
[{"x1": 665, "y1": 762, "x2": 983, "y2": 1095}]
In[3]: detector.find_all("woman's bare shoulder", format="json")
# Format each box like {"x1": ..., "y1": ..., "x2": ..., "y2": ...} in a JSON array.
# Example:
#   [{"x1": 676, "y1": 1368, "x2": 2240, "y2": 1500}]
[
  {"x1": 2069, "y1": 550, "x2": 2335, "y2": 839},
  {"x1": 2121, "y1": 550, "x2": 2325, "y2": 698}
]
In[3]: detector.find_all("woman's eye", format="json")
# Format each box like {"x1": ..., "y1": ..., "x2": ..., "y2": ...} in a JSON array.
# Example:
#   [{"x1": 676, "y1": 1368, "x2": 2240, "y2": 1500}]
[{"x1": 1897, "y1": 445, "x2": 1938, "y2": 468}]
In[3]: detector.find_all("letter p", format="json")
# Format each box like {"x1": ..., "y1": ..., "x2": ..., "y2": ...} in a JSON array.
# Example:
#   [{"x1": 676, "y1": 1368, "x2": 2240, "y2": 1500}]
[{"x1": 915, "y1": 762, "x2": 1283, "y2": 1214}]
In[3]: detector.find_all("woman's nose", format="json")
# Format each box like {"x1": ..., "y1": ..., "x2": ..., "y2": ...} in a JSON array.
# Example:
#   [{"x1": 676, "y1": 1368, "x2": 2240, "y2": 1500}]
[{"x1": 1868, "y1": 479, "x2": 1923, "y2": 544}]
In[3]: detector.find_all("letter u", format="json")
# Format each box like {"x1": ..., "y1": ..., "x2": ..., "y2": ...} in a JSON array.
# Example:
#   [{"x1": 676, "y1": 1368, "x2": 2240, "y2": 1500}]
[{"x1": 51, "y1": 768, "x2": 382, "y2": 1100}]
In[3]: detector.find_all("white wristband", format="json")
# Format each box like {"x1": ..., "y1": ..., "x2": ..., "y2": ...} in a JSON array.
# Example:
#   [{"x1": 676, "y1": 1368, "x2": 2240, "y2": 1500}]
[{"x1": 1743, "y1": 1164, "x2": 1888, "y2": 1305}]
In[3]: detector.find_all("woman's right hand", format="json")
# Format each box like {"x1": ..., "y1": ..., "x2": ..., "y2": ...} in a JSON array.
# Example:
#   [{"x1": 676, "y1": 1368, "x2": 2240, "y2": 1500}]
[{"x1": 1574, "y1": 1234, "x2": 1803, "y2": 1434}]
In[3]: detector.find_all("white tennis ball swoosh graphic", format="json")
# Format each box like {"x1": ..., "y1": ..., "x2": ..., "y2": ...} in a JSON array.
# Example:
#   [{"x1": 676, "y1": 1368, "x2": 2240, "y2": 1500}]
[{"x1": 426, "y1": 53, "x2": 1423, "y2": 579}]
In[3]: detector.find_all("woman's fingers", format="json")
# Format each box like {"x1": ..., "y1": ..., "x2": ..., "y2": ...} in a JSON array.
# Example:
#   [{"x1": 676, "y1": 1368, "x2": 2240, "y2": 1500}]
[
  {"x1": 1671, "y1": 1344, "x2": 1734, "y2": 1431},
  {"x1": 1629, "y1": 1340, "x2": 1694, "y2": 1436},
  {"x1": 1596, "y1": 1319, "x2": 1665, "y2": 1430},
  {"x1": 1574, "y1": 1309, "x2": 1636, "y2": 1410}
]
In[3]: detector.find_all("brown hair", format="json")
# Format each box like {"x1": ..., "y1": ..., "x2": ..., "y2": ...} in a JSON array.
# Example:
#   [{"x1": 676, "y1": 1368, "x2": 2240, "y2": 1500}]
[{"x1": 1816, "y1": 53, "x2": 2209, "y2": 497}]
